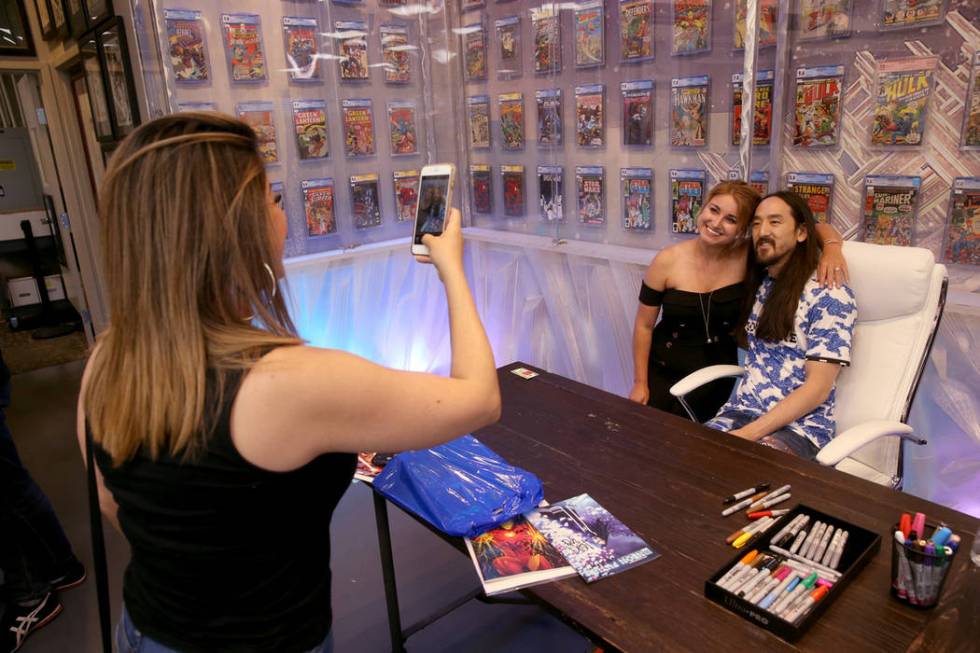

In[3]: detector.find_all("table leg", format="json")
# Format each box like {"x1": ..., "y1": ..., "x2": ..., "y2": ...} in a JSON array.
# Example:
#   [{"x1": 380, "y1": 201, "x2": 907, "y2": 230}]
[{"x1": 372, "y1": 490, "x2": 406, "y2": 652}]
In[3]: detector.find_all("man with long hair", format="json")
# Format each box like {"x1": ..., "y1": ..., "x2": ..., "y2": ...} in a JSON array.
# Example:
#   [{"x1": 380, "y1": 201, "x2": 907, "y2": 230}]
[{"x1": 705, "y1": 191, "x2": 857, "y2": 460}]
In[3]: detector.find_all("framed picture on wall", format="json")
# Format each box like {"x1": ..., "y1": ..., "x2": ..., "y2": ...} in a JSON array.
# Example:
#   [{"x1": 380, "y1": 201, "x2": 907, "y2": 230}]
[
  {"x1": 49, "y1": 0, "x2": 68, "y2": 39},
  {"x1": 0, "y1": 0, "x2": 37, "y2": 55},
  {"x1": 98, "y1": 18, "x2": 138, "y2": 140},
  {"x1": 80, "y1": 35, "x2": 114, "y2": 142},
  {"x1": 82, "y1": 0, "x2": 110, "y2": 27},
  {"x1": 66, "y1": 0, "x2": 86, "y2": 39},
  {"x1": 33, "y1": 0, "x2": 55, "y2": 39}
]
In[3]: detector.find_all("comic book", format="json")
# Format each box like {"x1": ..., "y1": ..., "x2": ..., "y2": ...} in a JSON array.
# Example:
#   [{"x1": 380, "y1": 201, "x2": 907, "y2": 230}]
[
  {"x1": 671, "y1": 0, "x2": 710, "y2": 56},
  {"x1": 387, "y1": 101, "x2": 418, "y2": 156},
  {"x1": 536, "y1": 88, "x2": 562, "y2": 147},
  {"x1": 302, "y1": 177, "x2": 336, "y2": 237},
  {"x1": 622, "y1": 168, "x2": 653, "y2": 231},
  {"x1": 798, "y1": 0, "x2": 852, "y2": 40},
  {"x1": 292, "y1": 99, "x2": 328, "y2": 161},
  {"x1": 283, "y1": 16, "x2": 319, "y2": 81},
  {"x1": 871, "y1": 56, "x2": 938, "y2": 147},
  {"x1": 943, "y1": 177, "x2": 980, "y2": 265},
  {"x1": 467, "y1": 95, "x2": 491, "y2": 149},
  {"x1": 499, "y1": 93, "x2": 525, "y2": 151},
  {"x1": 463, "y1": 21, "x2": 487, "y2": 81},
  {"x1": 786, "y1": 172, "x2": 835, "y2": 224},
  {"x1": 495, "y1": 16, "x2": 521, "y2": 79},
  {"x1": 342, "y1": 98, "x2": 375, "y2": 157},
  {"x1": 532, "y1": 5, "x2": 561, "y2": 74},
  {"x1": 734, "y1": 0, "x2": 777, "y2": 49},
  {"x1": 862, "y1": 175, "x2": 921, "y2": 246},
  {"x1": 164, "y1": 9, "x2": 209, "y2": 83},
  {"x1": 794, "y1": 65, "x2": 845, "y2": 147},
  {"x1": 576, "y1": 166, "x2": 604, "y2": 225},
  {"x1": 470, "y1": 164, "x2": 492, "y2": 214},
  {"x1": 671, "y1": 76, "x2": 708, "y2": 147},
  {"x1": 270, "y1": 180, "x2": 285, "y2": 234},
  {"x1": 622, "y1": 80, "x2": 653, "y2": 146},
  {"x1": 501, "y1": 165, "x2": 526, "y2": 217},
  {"x1": 236, "y1": 102, "x2": 278, "y2": 164},
  {"x1": 619, "y1": 0, "x2": 654, "y2": 62},
  {"x1": 380, "y1": 24, "x2": 411, "y2": 84},
  {"x1": 881, "y1": 0, "x2": 944, "y2": 29},
  {"x1": 221, "y1": 13, "x2": 266, "y2": 82},
  {"x1": 670, "y1": 169, "x2": 706, "y2": 234},
  {"x1": 731, "y1": 70, "x2": 774, "y2": 147},
  {"x1": 961, "y1": 51, "x2": 980, "y2": 150},
  {"x1": 734, "y1": 169, "x2": 770, "y2": 197},
  {"x1": 393, "y1": 169, "x2": 419, "y2": 223},
  {"x1": 350, "y1": 174, "x2": 382, "y2": 229},
  {"x1": 538, "y1": 165, "x2": 564, "y2": 223},
  {"x1": 462, "y1": 0, "x2": 484, "y2": 10},
  {"x1": 575, "y1": 84, "x2": 604, "y2": 147},
  {"x1": 336, "y1": 21, "x2": 369, "y2": 81},
  {"x1": 574, "y1": 1, "x2": 604, "y2": 69},
  {"x1": 177, "y1": 101, "x2": 217, "y2": 112}
]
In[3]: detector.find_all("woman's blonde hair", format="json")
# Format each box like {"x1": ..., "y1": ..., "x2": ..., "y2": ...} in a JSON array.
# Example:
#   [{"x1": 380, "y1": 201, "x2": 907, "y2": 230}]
[
  {"x1": 704, "y1": 180, "x2": 762, "y2": 240},
  {"x1": 85, "y1": 113, "x2": 301, "y2": 465}
]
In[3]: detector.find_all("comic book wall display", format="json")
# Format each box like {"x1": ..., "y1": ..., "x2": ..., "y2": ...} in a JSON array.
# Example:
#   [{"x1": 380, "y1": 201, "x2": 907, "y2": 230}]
[
  {"x1": 794, "y1": 65, "x2": 845, "y2": 148},
  {"x1": 220, "y1": 13, "x2": 266, "y2": 82},
  {"x1": 164, "y1": 9, "x2": 209, "y2": 83},
  {"x1": 671, "y1": 75, "x2": 708, "y2": 148},
  {"x1": 502, "y1": 165, "x2": 526, "y2": 217},
  {"x1": 748, "y1": 170, "x2": 769, "y2": 196},
  {"x1": 461, "y1": 0, "x2": 484, "y2": 10},
  {"x1": 388, "y1": 101, "x2": 418, "y2": 156},
  {"x1": 532, "y1": 5, "x2": 561, "y2": 74},
  {"x1": 622, "y1": 168, "x2": 652, "y2": 231},
  {"x1": 619, "y1": 0, "x2": 654, "y2": 63},
  {"x1": 671, "y1": 0, "x2": 711, "y2": 56},
  {"x1": 576, "y1": 166, "x2": 605, "y2": 225},
  {"x1": 467, "y1": 95, "x2": 491, "y2": 149},
  {"x1": 237, "y1": 101, "x2": 278, "y2": 164},
  {"x1": 342, "y1": 98, "x2": 375, "y2": 157},
  {"x1": 880, "y1": 0, "x2": 945, "y2": 29},
  {"x1": 575, "y1": 84, "x2": 605, "y2": 147},
  {"x1": 734, "y1": 0, "x2": 777, "y2": 50},
  {"x1": 337, "y1": 21, "x2": 370, "y2": 82},
  {"x1": 731, "y1": 69, "x2": 774, "y2": 147},
  {"x1": 962, "y1": 51, "x2": 980, "y2": 150},
  {"x1": 393, "y1": 169, "x2": 419, "y2": 222},
  {"x1": 282, "y1": 16, "x2": 319, "y2": 82},
  {"x1": 536, "y1": 88, "x2": 563, "y2": 147},
  {"x1": 470, "y1": 164, "x2": 492, "y2": 214},
  {"x1": 943, "y1": 177, "x2": 980, "y2": 265},
  {"x1": 495, "y1": 16, "x2": 522, "y2": 79},
  {"x1": 670, "y1": 169, "x2": 706, "y2": 234},
  {"x1": 463, "y1": 20, "x2": 488, "y2": 81},
  {"x1": 380, "y1": 24, "x2": 411, "y2": 84},
  {"x1": 798, "y1": 0, "x2": 852, "y2": 40},
  {"x1": 351, "y1": 174, "x2": 383, "y2": 229},
  {"x1": 538, "y1": 165, "x2": 564, "y2": 222},
  {"x1": 177, "y1": 101, "x2": 217, "y2": 112},
  {"x1": 292, "y1": 99, "x2": 328, "y2": 161},
  {"x1": 574, "y1": 1, "x2": 604, "y2": 69},
  {"x1": 302, "y1": 177, "x2": 336, "y2": 237},
  {"x1": 871, "y1": 56, "x2": 938, "y2": 147},
  {"x1": 622, "y1": 80, "x2": 654, "y2": 146},
  {"x1": 786, "y1": 172, "x2": 835, "y2": 224},
  {"x1": 862, "y1": 175, "x2": 921, "y2": 246},
  {"x1": 499, "y1": 93, "x2": 525, "y2": 151}
]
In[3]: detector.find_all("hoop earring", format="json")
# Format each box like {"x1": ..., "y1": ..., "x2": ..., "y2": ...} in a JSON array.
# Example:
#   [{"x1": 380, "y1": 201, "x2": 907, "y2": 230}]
[{"x1": 263, "y1": 262, "x2": 277, "y2": 299}]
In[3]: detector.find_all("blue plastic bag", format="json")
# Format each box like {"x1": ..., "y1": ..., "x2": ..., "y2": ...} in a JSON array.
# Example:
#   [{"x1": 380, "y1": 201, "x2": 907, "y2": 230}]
[{"x1": 373, "y1": 434, "x2": 544, "y2": 538}]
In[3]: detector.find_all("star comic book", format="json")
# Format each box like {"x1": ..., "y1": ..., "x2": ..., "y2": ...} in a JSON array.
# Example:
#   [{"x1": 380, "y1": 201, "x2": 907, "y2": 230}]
[
  {"x1": 237, "y1": 101, "x2": 278, "y2": 164},
  {"x1": 467, "y1": 95, "x2": 491, "y2": 149},
  {"x1": 671, "y1": 0, "x2": 710, "y2": 56},
  {"x1": 574, "y1": 1, "x2": 604, "y2": 69},
  {"x1": 871, "y1": 56, "x2": 938, "y2": 147},
  {"x1": 342, "y1": 98, "x2": 375, "y2": 157},
  {"x1": 881, "y1": 0, "x2": 944, "y2": 29},
  {"x1": 794, "y1": 64, "x2": 845, "y2": 147},
  {"x1": 961, "y1": 51, "x2": 980, "y2": 150},
  {"x1": 862, "y1": 175, "x2": 921, "y2": 246},
  {"x1": 671, "y1": 75, "x2": 708, "y2": 148},
  {"x1": 622, "y1": 80, "x2": 653, "y2": 146},
  {"x1": 302, "y1": 177, "x2": 336, "y2": 237},
  {"x1": 798, "y1": 0, "x2": 852, "y2": 40},
  {"x1": 786, "y1": 172, "x2": 835, "y2": 224},
  {"x1": 351, "y1": 174, "x2": 382, "y2": 229},
  {"x1": 499, "y1": 93, "x2": 525, "y2": 151},
  {"x1": 538, "y1": 165, "x2": 564, "y2": 223},
  {"x1": 337, "y1": 20, "x2": 369, "y2": 81},
  {"x1": 576, "y1": 166, "x2": 605, "y2": 225},
  {"x1": 292, "y1": 99, "x2": 328, "y2": 160},
  {"x1": 164, "y1": 9, "x2": 209, "y2": 83},
  {"x1": 282, "y1": 16, "x2": 319, "y2": 82},
  {"x1": 943, "y1": 177, "x2": 980, "y2": 265},
  {"x1": 387, "y1": 101, "x2": 418, "y2": 156},
  {"x1": 575, "y1": 84, "x2": 604, "y2": 147},
  {"x1": 532, "y1": 5, "x2": 561, "y2": 74},
  {"x1": 536, "y1": 88, "x2": 562, "y2": 147},
  {"x1": 621, "y1": 168, "x2": 652, "y2": 231},
  {"x1": 393, "y1": 169, "x2": 419, "y2": 222},
  {"x1": 501, "y1": 165, "x2": 526, "y2": 217},
  {"x1": 470, "y1": 164, "x2": 492, "y2": 214},
  {"x1": 463, "y1": 20, "x2": 487, "y2": 81},
  {"x1": 734, "y1": 0, "x2": 777, "y2": 50},
  {"x1": 619, "y1": 0, "x2": 654, "y2": 63},
  {"x1": 495, "y1": 16, "x2": 521, "y2": 79},
  {"x1": 380, "y1": 24, "x2": 411, "y2": 84},
  {"x1": 221, "y1": 13, "x2": 266, "y2": 82},
  {"x1": 731, "y1": 70, "x2": 774, "y2": 147},
  {"x1": 670, "y1": 169, "x2": 706, "y2": 234}
]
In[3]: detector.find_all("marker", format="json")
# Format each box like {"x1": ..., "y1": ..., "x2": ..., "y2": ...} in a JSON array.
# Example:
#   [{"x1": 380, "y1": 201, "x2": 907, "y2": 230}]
[
  {"x1": 715, "y1": 550, "x2": 758, "y2": 588},
  {"x1": 748, "y1": 493, "x2": 791, "y2": 514},
  {"x1": 748, "y1": 509, "x2": 790, "y2": 520},
  {"x1": 735, "y1": 559, "x2": 781, "y2": 597},
  {"x1": 733, "y1": 518, "x2": 776, "y2": 548},
  {"x1": 899, "y1": 513, "x2": 912, "y2": 539},
  {"x1": 789, "y1": 529, "x2": 807, "y2": 554},
  {"x1": 948, "y1": 534, "x2": 961, "y2": 552},
  {"x1": 774, "y1": 572, "x2": 818, "y2": 616},
  {"x1": 770, "y1": 514, "x2": 807, "y2": 547},
  {"x1": 726, "y1": 516, "x2": 774, "y2": 545},
  {"x1": 759, "y1": 570, "x2": 799, "y2": 610},
  {"x1": 722, "y1": 483, "x2": 771, "y2": 505},
  {"x1": 718, "y1": 551, "x2": 761, "y2": 590},
  {"x1": 770, "y1": 575, "x2": 802, "y2": 614},
  {"x1": 893, "y1": 531, "x2": 909, "y2": 598},
  {"x1": 787, "y1": 585, "x2": 829, "y2": 624},
  {"x1": 930, "y1": 526, "x2": 952, "y2": 547},
  {"x1": 750, "y1": 567, "x2": 789, "y2": 604},
  {"x1": 799, "y1": 521, "x2": 824, "y2": 558},
  {"x1": 820, "y1": 529, "x2": 843, "y2": 567},
  {"x1": 745, "y1": 484, "x2": 791, "y2": 511},
  {"x1": 722, "y1": 491, "x2": 769, "y2": 517},
  {"x1": 829, "y1": 531, "x2": 849, "y2": 569},
  {"x1": 815, "y1": 578, "x2": 834, "y2": 589},
  {"x1": 811, "y1": 524, "x2": 835, "y2": 562},
  {"x1": 768, "y1": 543, "x2": 843, "y2": 581},
  {"x1": 911, "y1": 513, "x2": 926, "y2": 541}
]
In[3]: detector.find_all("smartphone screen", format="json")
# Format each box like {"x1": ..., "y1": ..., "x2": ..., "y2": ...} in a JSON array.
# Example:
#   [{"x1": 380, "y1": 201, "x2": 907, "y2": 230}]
[{"x1": 414, "y1": 174, "x2": 450, "y2": 245}]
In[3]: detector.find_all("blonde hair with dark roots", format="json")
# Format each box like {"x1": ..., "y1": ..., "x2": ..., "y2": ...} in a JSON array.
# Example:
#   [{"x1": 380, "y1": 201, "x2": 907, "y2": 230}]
[{"x1": 85, "y1": 112, "x2": 301, "y2": 465}]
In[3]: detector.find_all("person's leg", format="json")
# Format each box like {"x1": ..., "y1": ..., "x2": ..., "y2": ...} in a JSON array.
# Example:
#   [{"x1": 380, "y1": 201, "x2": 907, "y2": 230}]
[{"x1": 756, "y1": 429, "x2": 819, "y2": 461}]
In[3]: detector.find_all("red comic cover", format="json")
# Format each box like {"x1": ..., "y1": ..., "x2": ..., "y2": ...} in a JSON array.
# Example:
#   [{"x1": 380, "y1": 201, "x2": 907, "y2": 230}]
[
  {"x1": 303, "y1": 178, "x2": 335, "y2": 237},
  {"x1": 502, "y1": 165, "x2": 525, "y2": 217},
  {"x1": 735, "y1": 0, "x2": 777, "y2": 49},
  {"x1": 794, "y1": 66, "x2": 844, "y2": 147},
  {"x1": 342, "y1": 99, "x2": 375, "y2": 157},
  {"x1": 387, "y1": 102, "x2": 418, "y2": 155},
  {"x1": 393, "y1": 170, "x2": 419, "y2": 223}
]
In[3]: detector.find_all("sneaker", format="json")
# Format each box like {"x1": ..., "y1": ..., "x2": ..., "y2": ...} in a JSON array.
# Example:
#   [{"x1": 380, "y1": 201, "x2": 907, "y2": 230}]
[
  {"x1": 48, "y1": 558, "x2": 86, "y2": 592},
  {"x1": 2, "y1": 593, "x2": 63, "y2": 653}
]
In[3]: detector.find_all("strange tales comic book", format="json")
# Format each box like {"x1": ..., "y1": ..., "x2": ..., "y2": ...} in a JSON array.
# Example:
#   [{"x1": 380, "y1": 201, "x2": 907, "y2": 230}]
[{"x1": 786, "y1": 172, "x2": 835, "y2": 224}]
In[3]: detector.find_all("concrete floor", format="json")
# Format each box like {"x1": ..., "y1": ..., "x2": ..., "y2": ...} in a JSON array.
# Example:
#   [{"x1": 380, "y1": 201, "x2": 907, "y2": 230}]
[{"x1": 7, "y1": 360, "x2": 587, "y2": 652}]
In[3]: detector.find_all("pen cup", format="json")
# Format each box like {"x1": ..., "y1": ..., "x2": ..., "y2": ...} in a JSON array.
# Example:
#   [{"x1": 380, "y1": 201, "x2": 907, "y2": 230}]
[{"x1": 890, "y1": 523, "x2": 955, "y2": 609}]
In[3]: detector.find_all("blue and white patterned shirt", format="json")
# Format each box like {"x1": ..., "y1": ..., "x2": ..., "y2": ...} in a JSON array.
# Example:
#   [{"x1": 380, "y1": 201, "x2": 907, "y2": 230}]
[{"x1": 706, "y1": 275, "x2": 857, "y2": 448}]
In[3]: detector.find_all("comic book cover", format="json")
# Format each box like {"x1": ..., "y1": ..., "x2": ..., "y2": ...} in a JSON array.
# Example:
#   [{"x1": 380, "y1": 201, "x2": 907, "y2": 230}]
[
  {"x1": 671, "y1": 0, "x2": 710, "y2": 56},
  {"x1": 292, "y1": 99, "x2": 328, "y2": 160},
  {"x1": 729, "y1": 169, "x2": 770, "y2": 196},
  {"x1": 619, "y1": 0, "x2": 654, "y2": 62},
  {"x1": 462, "y1": 0, "x2": 485, "y2": 10},
  {"x1": 342, "y1": 99, "x2": 375, "y2": 157},
  {"x1": 387, "y1": 101, "x2": 418, "y2": 156},
  {"x1": 336, "y1": 21, "x2": 369, "y2": 81},
  {"x1": 237, "y1": 102, "x2": 278, "y2": 164},
  {"x1": 622, "y1": 80, "x2": 653, "y2": 146},
  {"x1": 270, "y1": 181, "x2": 285, "y2": 235},
  {"x1": 393, "y1": 169, "x2": 419, "y2": 222},
  {"x1": 164, "y1": 9, "x2": 209, "y2": 83},
  {"x1": 470, "y1": 164, "x2": 492, "y2": 214},
  {"x1": 961, "y1": 51, "x2": 980, "y2": 149},
  {"x1": 538, "y1": 165, "x2": 564, "y2": 222},
  {"x1": 501, "y1": 165, "x2": 525, "y2": 217},
  {"x1": 794, "y1": 65, "x2": 845, "y2": 147},
  {"x1": 499, "y1": 93, "x2": 525, "y2": 151},
  {"x1": 731, "y1": 70, "x2": 774, "y2": 146},
  {"x1": 799, "y1": 0, "x2": 852, "y2": 40},
  {"x1": 467, "y1": 95, "x2": 491, "y2": 149},
  {"x1": 532, "y1": 6, "x2": 561, "y2": 74},
  {"x1": 871, "y1": 56, "x2": 938, "y2": 147},
  {"x1": 734, "y1": 0, "x2": 777, "y2": 49},
  {"x1": 943, "y1": 177, "x2": 980, "y2": 265},
  {"x1": 380, "y1": 24, "x2": 411, "y2": 84},
  {"x1": 283, "y1": 17, "x2": 319, "y2": 81},
  {"x1": 671, "y1": 76, "x2": 708, "y2": 147},
  {"x1": 862, "y1": 175, "x2": 921, "y2": 246},
  {"x1": 302, "y1": 177, "x2": 335, "y2": 237},
  {"x1": 576, "y1": 166, "x2": 604, "y2": 225},
  {"x1": 622, "y1": 168, "x2": 653, "y2": 230},
  {"x1": 881, "y1": 0, "x2": 944, "y2": 29},
  {"x1": 786, "y1": 172, "x2": 835, "y2": 224},
  {"x1": 221, "y1": 13, "x2": 266, "y2": 82},
  {"x1": 670, "y1": 169, "x2": 706, "y2": 234},
  {"x1": 495, "y1": 16, "x2": 521, "y2": 79},
  {"x1": 177, "y1": 101, "x2": 217, "y2": 112},
  {"x1": 463, "y1": 21, "x2": 488, "y2": 81},
  {"x1": 351, "y1": 174, "x2": 382, "y2": 229},
  {"x1": 536, "y1": 88, "x2": 562, "y2": 147},
  {"x1": 574, "y1": 1, "x2": 604, "y2": 69},
  {"x1": 575, "y1": 85, "x2": 604, "y2": 147}
]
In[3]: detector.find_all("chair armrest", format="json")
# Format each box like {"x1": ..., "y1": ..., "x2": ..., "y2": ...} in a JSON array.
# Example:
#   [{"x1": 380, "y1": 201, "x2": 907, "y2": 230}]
[
  {"x1": 816, "y1": 421, "x2": 927, "y2": 467},
  {"x1": 669, "y1": 365, "x2": 745, "y2": 398}
]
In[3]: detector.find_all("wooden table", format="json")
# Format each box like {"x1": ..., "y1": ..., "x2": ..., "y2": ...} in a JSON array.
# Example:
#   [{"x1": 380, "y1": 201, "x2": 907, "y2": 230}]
[{"x1": 372, "y1": 362, "x2": 978, "y2": 652}]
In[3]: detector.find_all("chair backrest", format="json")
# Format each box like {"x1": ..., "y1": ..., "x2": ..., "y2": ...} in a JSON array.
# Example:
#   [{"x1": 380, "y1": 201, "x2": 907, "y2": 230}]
[{"x1": 833, "y1": 241, "x2": 947, "y2": 483}]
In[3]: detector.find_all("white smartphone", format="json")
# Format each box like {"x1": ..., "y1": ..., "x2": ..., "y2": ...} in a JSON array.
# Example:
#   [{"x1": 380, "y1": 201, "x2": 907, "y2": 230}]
[{"x1": 412, "y1": 163, "x2": 455, "y2": 256}]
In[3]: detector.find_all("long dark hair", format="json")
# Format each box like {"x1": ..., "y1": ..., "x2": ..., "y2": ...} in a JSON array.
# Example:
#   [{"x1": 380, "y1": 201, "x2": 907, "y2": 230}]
[{"x1": 742, "y1": 191, "x2": 821, "y2": 343}]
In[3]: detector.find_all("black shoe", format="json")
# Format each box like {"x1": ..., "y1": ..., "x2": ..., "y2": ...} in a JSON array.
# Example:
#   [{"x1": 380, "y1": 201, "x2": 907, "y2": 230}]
[
  {"x1": 48, "y1": 558, "x2": 86, "y2": 591},
  {"x1": 2, "y1": 593, "x2": 63, "y2": 653}
]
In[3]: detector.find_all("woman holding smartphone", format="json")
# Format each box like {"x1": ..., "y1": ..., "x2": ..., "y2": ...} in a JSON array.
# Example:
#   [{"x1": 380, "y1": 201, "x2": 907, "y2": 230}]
[{"x1": 78, "y1": 113, "x2": 499, "y2": 653}]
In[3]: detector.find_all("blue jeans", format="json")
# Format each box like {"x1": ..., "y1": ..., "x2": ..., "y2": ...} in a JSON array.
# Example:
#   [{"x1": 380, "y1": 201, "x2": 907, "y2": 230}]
[{"x1": 116, "y1": 605, "x2": 335, "y2": 653}]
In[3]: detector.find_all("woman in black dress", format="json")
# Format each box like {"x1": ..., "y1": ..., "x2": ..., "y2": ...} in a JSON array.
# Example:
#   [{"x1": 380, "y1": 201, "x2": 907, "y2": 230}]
[{"x1": 629, "y1": 181, "x2": 848, "y2": 422}]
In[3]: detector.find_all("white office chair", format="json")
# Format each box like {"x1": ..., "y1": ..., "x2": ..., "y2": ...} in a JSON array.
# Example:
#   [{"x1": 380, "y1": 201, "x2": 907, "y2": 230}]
[{"x1": 669, "y1": 241, "x2": 947, "y2": 488}]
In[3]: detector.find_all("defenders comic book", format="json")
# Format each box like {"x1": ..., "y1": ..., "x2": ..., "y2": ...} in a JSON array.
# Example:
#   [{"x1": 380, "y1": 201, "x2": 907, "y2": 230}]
[
  {"x1": 342, "y1": 98, "x2": 375, "y2": 157},
  {"x1": 734, "y1": 0, "x2": 777, "y2": 49},
  {"x1": 670, "y1": 169, "x2": 706, "y2": 234},
  {"x1": 387, "y1": 101, "x2": 418, "y2": 156},
  {"x1": 350, "y1": 174, "x2": 382, "y2": 229},
  {"x1": 536, "y1": 88, "x2": 562, "y2": 147},
  {"x1": 470, "y1": 165, "x2": 492, "y2": 214},
  {"x1": 871, "y1": 56, "x2": 938, "y2": 147},
  {"x1": 302, "y1": 177, "x2": 335, "y2": 237},
  {"x1": 798, "y1": 0, "x2": 852, "y2": 40},
  {"x1": 731, "y1": 70, "x2": 773, "y2": 146},
  {"x1": 786, "y1": 172, "x2": 835, "y2": 224},
  {"x1": 501, "y1": 165, "x2": 526, "y2": 217},
  {"x1": 576, "y1": 166, "x2": 605, "y2": 225},
  {"x1": 164, "y1": 9, "x2": 209, "y2": 83},
  {"x1": 463, "y1": 21, "x2": 487, "y2": 81},
  {"x1": 538, "y1": 165, "x2": 564, "y2": 223},
  {"x1": 292, "y1": 99, "x2": 328, "y2": 160},
  {"x1": 393, "y1": 169, "x2": 419, "y2": 222},
  {"x1": 467, "y1": 95, "x2": 491, "y2": 149},
  {"x1": 337, "y1": 21, "x2": 369, "y2": 81},
  {"x1": 671, "y1": 76, "x2": 707, "y2": 147},
  {"x1": 380, "y1": 24, "x2": 411, "y2": 84},
  {"x1": 622, "y1": 168, "x2": 652, "y2": 231},
  {"x1": 862, "y1": 175, "x2": 921, "y2": 246},
  {"x1": 794, "y1": 65, "x2": 845, "y2": 147},
  {"x1": 221, "y1": 13, "x2": 266, "y2": 82},
  {"x1": 283, "y1": 16, "x2": 319, "y2": 81},
  {"x1": 237, "y1": 102, "x2": 278, "y2": 164},
  {"x1": 619, "y1": 0, "x2": 654, "y2": 62},
  {"x1": 532, "y1": 5, "x2": 561, "y2": 74},
  {"x1": 943, "y1": 177, "x2": 980, "y2": 265},
  {"x1": 574, "y1": 1, "x2": 604, "y2": 68},
  {"x1": 575, "y1": 85, "x2": 604, "y2": 147},
  {"x1": 671, "y1": 0, "x2": 710, "y2": 56},
  {"x1": 499, "y1": 93, "x2": 525, "y2": 151},
  {"x1": 622, "y1": 80, "x2": 653, "y2": 146},
  {"x1": 881, "y1": 0, "x2": 944, "y2": 29}
]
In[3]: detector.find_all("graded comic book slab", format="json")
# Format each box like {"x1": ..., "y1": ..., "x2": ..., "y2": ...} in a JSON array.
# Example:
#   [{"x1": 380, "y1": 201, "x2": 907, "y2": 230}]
[
  {"x1": 622, "y1": 167, "x2": 652, "y2": 231},
  {"x1": 862, "y1": 175, "x2": 921, "y2": 246},
  {"x1": 794, "y1": 65, "x2": 845, "y2": 148},
  {"x1": 871, "y1": 56, "x2": 938, "y2": 147}
]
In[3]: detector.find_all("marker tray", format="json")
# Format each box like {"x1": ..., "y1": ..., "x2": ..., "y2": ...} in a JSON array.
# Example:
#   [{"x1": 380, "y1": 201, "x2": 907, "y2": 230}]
[{"x1": 704, "y1": 503, "x2": 881, "y2": 641}]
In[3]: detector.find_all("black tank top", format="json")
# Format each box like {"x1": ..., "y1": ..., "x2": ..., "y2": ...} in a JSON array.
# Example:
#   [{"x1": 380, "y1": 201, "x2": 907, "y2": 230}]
[{"x1": 93, "y1": 369, "x2": 356, "y2": 653}]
